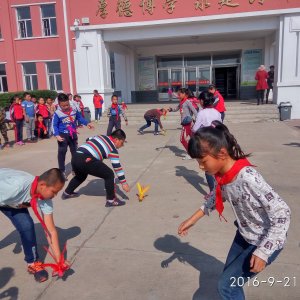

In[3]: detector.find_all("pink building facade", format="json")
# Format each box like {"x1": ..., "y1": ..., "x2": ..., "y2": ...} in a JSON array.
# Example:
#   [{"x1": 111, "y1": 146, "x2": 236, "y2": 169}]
[{"x1": 1, "y1": 1, "x2": 300, "y2": 118}]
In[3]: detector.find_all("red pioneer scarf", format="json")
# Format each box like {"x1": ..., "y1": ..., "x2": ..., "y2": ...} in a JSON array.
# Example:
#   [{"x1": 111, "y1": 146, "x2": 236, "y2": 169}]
[
  {"x1": 214, "y1": 158, "x2": 252, "y2": 221},
  {"x1": 30, "y1": 177, "x2": 69, "y2": 277},
  {"x1": 64, "y1": 109, "x2": 78, "y2": 139},
  {"x1": 179, "y1": 98, "x2": 188, "y2": 114},
  {"x1": 111, "y1": 103, "x2": 119, "y2": 120}
]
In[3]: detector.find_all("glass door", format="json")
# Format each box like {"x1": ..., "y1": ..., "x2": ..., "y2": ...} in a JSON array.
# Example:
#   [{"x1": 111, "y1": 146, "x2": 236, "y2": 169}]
[
  {"x1": 198, "y1": 67, "x2": 211, "y2": 93},
  {"x1": 185, "y1": 68, "x2": 197, "y2": 96},
  {"x1": 157, "y1": 69, "x2": 169, "y2": 101}
]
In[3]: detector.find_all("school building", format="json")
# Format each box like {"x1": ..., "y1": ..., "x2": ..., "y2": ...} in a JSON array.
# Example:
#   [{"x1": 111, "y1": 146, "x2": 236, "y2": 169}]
[{"x1": 0, "y1": 1, "x2": 300, "y2": 118}]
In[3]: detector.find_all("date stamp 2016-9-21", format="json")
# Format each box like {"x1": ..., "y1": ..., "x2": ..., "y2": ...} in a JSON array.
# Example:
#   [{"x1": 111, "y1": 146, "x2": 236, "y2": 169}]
[{"x1": 230, "y1": 276, "x2": 297, "y2": 287}]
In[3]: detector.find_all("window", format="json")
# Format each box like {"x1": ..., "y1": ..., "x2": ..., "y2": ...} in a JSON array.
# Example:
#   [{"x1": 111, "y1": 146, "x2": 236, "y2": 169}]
[
  {"x1": 0, "y1": 64, "x2": 8, "y2": 92},
  {"x1": 41, "y1": 4, "x2": 57, "y2": 36},
  {"x1": 46, "y1": 61, "x2": 62, "y2": 91},
  {"x1": 22, "y1": 63, "x2": 38, "y2": 90},
  {"x1": 110, "y1": 53, "x2": 116, "y2": 89},
  {"x1": 17, "y1": 7, "x2": 33, "y2": 38}
]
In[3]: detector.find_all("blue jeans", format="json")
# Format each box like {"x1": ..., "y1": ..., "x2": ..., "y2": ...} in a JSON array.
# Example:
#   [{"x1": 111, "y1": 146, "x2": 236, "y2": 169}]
[
  {"x1": 218, "y1": 230, "x2": 282, "y2": 300},
  {"x1": 95, "y1": 108, "x2": 102, "y2": 121},
  {"x1": 25, "y1": 117, "x2": 35, "y2": 139},
  {"x1": 1, "y1": 207, "x2": 38, "y2": 264},
  {"x1": 140, "y1": 117, "x2": 159, "y2": 133}
]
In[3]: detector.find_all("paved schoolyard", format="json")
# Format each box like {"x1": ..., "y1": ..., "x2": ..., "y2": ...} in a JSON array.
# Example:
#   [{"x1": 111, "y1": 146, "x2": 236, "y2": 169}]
[{"x1": 0, "y1": 120, "x2": 299, "y2": 300}]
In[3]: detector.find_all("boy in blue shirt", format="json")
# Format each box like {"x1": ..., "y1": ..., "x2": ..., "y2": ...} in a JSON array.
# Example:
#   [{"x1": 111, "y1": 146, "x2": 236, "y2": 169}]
[
  {"x1": 52, "y1": 93, "x2": 94, "y2": 178},
  {"x1": 22, "y1": 92, "x2": 36, "y2": 142},
  {"x1": 0, "y1": 168, "x2": 68, "y2": 282}
]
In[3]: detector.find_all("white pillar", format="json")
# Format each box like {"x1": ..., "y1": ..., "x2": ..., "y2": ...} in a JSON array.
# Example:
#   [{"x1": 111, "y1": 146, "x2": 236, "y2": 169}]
[
  {"x1": 74, "y1": 29, "x2": 113, "y2": 119},
  {"x1": 275, "y1": 14, "x2": 300, "y2": 118}
]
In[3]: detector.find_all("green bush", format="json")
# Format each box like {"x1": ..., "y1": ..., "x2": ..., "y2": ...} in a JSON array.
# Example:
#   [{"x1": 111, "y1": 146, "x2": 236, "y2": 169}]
[{"x1": 0, "y1": 90, "x2": 58, "y2": 107}]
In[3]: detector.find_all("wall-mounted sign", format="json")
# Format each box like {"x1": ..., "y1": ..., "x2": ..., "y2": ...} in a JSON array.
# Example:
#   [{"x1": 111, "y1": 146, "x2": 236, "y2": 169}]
[
  {"x1": 138, "y1": 57, "x2": 156, "y2": 90},
  {"x1": 241, "y1": 49, "x2": 263, "y2": 86}
]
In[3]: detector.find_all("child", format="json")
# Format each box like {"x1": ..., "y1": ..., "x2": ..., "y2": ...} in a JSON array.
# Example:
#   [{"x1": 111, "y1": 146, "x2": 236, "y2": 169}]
[
  {"x1": 22, "y1": 92, "x2": 36, "y2": 142},
  {"x1": 169, "y1": 88, "x2": 198, "y2": 159},
  {"x1": 138, "y1": 108, "x2": 168, "y2": 135},
  {"x1": 36, "y1": 98, "x2": 50, "y2": 138},
  {"x1": 46, "y1": 97, "x2": 56, "y2": 136},
  {"x1": 208, "y1": 84, "x2": 226, "y2": 121},
  {"x1": 0, "y1": 107, "x2": 10, "y2": 149},
  {"x1": 73, "y1": 95, "x2": 84, "y2": 127},
  {"x1": 178, "y1": 121, "x2": 291, "y2": 300},
  {"x1": 255, "y1": 65, "x2": 269, "y2": 105},
  {"x1": 266, "y1": 65, "x2": 275, "y2": 104},
  {"x1": 106, "y1": 95, "x2": 128, "y2": 136},
  {"x1": 52, "y1": 93, "x2": 94, "y2": 178},
  {"x1": 192, "y1": 91, "x2": 222, "y2": 193},
  {"x1": 34, "y1": 114, "x2": 48, "y2": 139},
  {"x1": 121, "y1": 101, "x2": 128, "y2": 111},
  {"x1": 10, "y1": 95, "x2": 25, "y2": 146},
  {"x1": 0, "y1": 168, "x2": 69, "y2": 282},
  {"x1": 93, "y1": 90, "x2": 104, "y2": 122},
  {"x1": 62, "y1": 129, "x2": 130, "y2": 207},
  {"x1": 187, "y1": 90, "x2": 200, "y2": 112}
]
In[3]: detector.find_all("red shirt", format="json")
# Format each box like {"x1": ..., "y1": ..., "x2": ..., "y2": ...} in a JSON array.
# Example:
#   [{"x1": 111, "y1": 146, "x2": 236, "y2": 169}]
[
  {"x1": 214, "y1": 91, "x2": 226, "y2": 113},
  {"x1": 35, "y1": 120, "x2": 47, "y2": 131},
  {"x1": 10, "y1": 103, "x2": 24, "y2": 121},
  {"x1": 36, "y1": 104, "x2": 50, "y2": 118},
  {"x1": 255, "y1": 70, "x2": 269, "y2": 90},
  {"x1": 93, "y1": 95, "x2": 104, "y2": 109}
]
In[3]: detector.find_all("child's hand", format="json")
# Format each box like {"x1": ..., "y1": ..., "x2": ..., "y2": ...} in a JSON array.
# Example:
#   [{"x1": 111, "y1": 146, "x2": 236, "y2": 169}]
[
  {"x1": 44, "y1": 130, "x2": 47, "y2": 134},
  {"x1": 122, "y1": 183, "x2": 130, "y2": 192},
  {"x1": 87, "y1": 123, "x2": 94, "y2": 129},
  {"x1": 250, "y1": 255, "x2": 266, "y2": 273},
  {"x1": 178, "y1": 218, "x2": 195, "y2": 236},
  {"x1": 25, "y1": 116, "x2": 29, "y2": 123},
  {"x1": 56, "y1": 135, "x2": 64, "y2": 142}
]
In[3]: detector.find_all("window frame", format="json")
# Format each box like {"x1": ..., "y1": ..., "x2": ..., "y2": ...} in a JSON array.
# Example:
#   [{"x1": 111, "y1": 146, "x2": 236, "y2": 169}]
[
  {"x1": 22, "y1": 62, "x2": 38, "y2": 90},
  {"x1": 46, "y1": 61, "x2": 62, "y2": 91},
  {"x1": 40, "y1": 4, "x2": 57, "y2": 37},
  {"x1": 16, "y1": 6, "x2": 33, "y2": 39}
]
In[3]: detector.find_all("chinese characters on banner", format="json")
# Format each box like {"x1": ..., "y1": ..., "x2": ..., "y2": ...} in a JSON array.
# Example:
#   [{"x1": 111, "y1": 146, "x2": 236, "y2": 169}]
[
  {"x1": 97, "y1": 0, "x2": 268, "y2": 18},
  {"x1": 116, "y1": 0, "x2": 133, "y2": 17},
  {"x1": 249, "y1": 0, "x2": 264, "y2": 4},
  {"x1": 96, "y1": 0, "x2": 108, "y2": 19},
  {"x1": 163, "y1": 0, "x2": 177, "y2": 14},
  {"x1": 218, "y1": 0, "x2": 239, "y2": 8},
  {"x1": 195, "y1": 0, "x2": 211, "y2": 11},
  {"x1": 140, "y1": 0, "x2": 155, "y2": 15}
]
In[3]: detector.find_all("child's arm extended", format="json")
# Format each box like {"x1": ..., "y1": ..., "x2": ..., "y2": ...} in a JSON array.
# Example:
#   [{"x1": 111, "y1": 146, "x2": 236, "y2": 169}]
[
  {"x1": 75, "y1": 110, "x2": 93, "y2": 129},
  {"x1": 43, "y1": 214, "x2": 68, "y2": 265},
  {"x1": 178, "y1": 209, "x2": 205, "y2": 236}
]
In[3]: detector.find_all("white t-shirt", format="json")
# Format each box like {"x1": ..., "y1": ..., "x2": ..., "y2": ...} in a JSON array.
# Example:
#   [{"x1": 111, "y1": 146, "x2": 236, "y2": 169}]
[
  {"x1": 0, "y1": 169, "x2": 53, "y2": 214},
  {"x1": 192, "y1": 108, "x2": 222, "y2": 133}
]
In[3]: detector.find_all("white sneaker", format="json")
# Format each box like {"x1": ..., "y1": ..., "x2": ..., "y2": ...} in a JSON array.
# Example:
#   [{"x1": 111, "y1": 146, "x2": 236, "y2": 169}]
[{"x1": 182, "y1": 154, "x2": 192, "y2": 160}]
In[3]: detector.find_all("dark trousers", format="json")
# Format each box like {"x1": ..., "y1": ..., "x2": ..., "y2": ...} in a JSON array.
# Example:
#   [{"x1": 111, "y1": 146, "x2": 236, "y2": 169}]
[
  {"x1": 34, "y1": 129, "x2": 47, "y2": 139},
  {"x1": 220, "y1": 112, "x2": 225, "y2": 122},
  {"x1": 0, "y1": 207, "x2": 38, "y2": 264},
  {"x1": 257, "y1": 90, "x2": 265, "y2": 105},
  {"x1": 95, "y1": 108, "x2": 102, "y2": 121},
  {"x1": 218, "y1": 230, "x2": 281, "y2": 300},
  {"x1": 107, "y1": 116, "x2": 121, "y2": 136},
  {"x1": 15, "y1": 119, "x2": 24, "y2": 142},
  {"x1": 65, "y1": 152, "x2": 115, "y2": 200},
  {"x1": 139, "y1": 117, "x2": 159, "y2": 133},
  {"x1": 57, "y1": 133, "x2": 78, "y2": 172}
]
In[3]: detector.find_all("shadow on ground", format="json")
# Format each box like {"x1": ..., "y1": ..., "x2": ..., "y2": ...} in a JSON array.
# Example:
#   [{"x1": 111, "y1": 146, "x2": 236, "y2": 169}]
[
  {"x1": 0, "y1": 267, "x2": 18, "y2": 300},
  {"x1": 154, "y1": 235, "x2": 223, "y2": 300},
  {"x1": 0, "y1": 225, "x2": 80, "y2": 265},
  {"x1": 283, "y1": 142, "x2": 300, "y2": 147},
  {"x1": 155, "y1": 145, "x2": 186, "y2": 157},
  {"x1": 175, "y1": 166, "x2": 207, "y2": 196},
  {"x1": 77, "y1": 179, "x2": 128, "y2": 200}
]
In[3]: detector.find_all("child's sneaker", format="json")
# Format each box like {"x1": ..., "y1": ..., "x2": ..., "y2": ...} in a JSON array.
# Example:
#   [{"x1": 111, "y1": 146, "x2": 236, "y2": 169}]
[
  {"x1": 154, "y1": 132, "x2": 159, "y2": 135},
  {"x1": 105, "y1": 198, "x2": 126, "y2": 207},
  {"x1": 27, "y1": 261, "x2": 48, "y2": 283},
  {"x1": 137, "y1": 129, "x2": 144, "y2": 135},
  {"x1": 182, "y1": 154, "x2": 192, "y2": 160},
  {"x1": 61, "y1": 191, "x2": 80, "y2": 200},
  {"x1": 0, "y1": 144, "x2": 4, "y2": 150}
]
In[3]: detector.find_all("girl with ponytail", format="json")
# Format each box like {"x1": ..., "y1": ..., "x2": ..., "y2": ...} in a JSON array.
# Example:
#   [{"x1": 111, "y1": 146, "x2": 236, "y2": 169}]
[{"x1": 178, "y1": 121, "x2": 291, "y2": 299}]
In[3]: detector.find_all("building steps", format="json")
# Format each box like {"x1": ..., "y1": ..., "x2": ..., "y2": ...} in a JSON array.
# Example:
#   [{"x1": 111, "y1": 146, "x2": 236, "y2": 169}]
[{"x1": 96, "y1": 101, "x2": 279, "y2": 125}]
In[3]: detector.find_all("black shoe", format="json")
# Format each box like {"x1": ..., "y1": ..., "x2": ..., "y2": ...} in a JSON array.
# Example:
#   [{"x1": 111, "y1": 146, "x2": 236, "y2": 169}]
[{"x1": 61, "y1": 192, "x2": 80, "y2": 200}]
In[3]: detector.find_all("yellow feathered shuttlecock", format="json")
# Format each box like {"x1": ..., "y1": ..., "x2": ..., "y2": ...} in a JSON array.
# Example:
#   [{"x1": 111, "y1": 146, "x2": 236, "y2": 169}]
[{"x1": 137, "y1": 182, "x2": 150, "y2": 201}]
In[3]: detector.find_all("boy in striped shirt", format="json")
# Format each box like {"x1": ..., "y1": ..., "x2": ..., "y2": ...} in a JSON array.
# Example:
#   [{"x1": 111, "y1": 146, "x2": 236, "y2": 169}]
[{"x1": 61, "y1": 129, "x2": 130, "y2": 207}]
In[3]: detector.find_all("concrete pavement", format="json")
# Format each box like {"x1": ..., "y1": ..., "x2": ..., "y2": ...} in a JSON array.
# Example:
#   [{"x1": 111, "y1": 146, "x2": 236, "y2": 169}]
[{"x1": 0, "y1": 120, "x2": 299, "y2": 300}]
